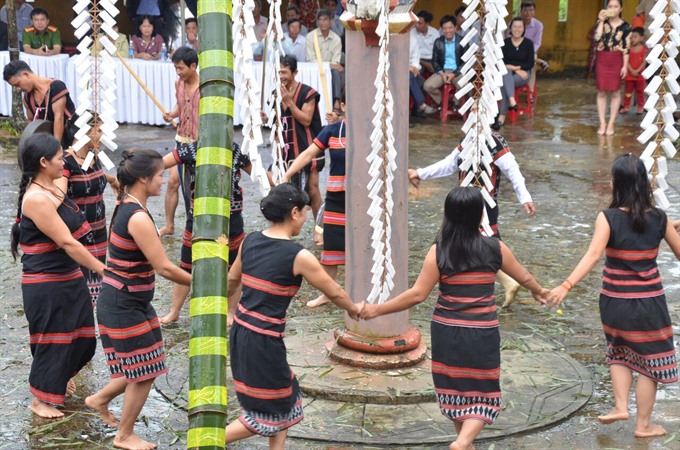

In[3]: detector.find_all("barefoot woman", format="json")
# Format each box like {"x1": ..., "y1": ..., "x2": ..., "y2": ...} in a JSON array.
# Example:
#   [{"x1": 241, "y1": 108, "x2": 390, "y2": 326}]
[
  {"x1": 85, "y1": 150, "x2": 191, "y2": 449},
  {"x1": 11, "y1": 133, "x2": 104, "y2": 418}
]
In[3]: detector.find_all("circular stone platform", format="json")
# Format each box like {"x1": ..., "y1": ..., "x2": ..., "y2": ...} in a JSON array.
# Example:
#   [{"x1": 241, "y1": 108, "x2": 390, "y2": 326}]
[{"x1": 156, "y1": 316, "x2": 593, "y2": 446}]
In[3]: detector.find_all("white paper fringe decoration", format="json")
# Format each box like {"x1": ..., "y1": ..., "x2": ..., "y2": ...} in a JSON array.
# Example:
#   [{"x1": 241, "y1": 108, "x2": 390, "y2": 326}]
[
  {"x1": 456, "y1": 0, "x2": 508, "y2": 236},
  {"x1": 365, "y1": 0, "x2": 397, "y2": 305},
  {"x1": 234, "y1": 0, "x2": 270, "y2": 194},
  {"x1": 71, "y1": 0, "x2": 118, "y2": 170},
  {"x1": 640, "y1": 0, "x2": 679, "y2": 210}
]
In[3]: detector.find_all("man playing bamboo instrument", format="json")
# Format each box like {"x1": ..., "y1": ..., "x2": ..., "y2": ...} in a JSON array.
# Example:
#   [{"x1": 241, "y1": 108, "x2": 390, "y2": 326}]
[{"x1": 407, "y1": 130, "x2": 536, "y2": 307}]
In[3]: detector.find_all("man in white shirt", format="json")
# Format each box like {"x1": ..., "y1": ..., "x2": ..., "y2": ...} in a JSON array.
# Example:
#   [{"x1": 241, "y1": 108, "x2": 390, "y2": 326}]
[
  {"x1": 282, "y1": 4, "x2": 308, "y2": 36},
  {"x1": 0, "y1": 0, "x2": 32, "y2": 46},
  {"x1": 306, "y1": 9, "x2": 343, "y2": 103},
  {"x1": 284, "y1": 18, "x2": 306, "y2": 63},
  {"x1": 407, "y1": 131, "x2": 536, "y2": 306},
  {"x1": 411, "y1": 10, "x2": 439, "y2": 75},
  {"x1": 409, "y1": 32, "x2": 436, "y2": 118},
  {"x1": 253, "y1": 0, "x2": 268, "y2": 41}
]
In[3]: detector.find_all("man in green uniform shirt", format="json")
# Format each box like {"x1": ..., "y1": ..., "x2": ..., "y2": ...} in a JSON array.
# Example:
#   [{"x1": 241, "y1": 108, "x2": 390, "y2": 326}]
[{"x1": 22, "y1": 8, "x2": 61, "y2": 55}]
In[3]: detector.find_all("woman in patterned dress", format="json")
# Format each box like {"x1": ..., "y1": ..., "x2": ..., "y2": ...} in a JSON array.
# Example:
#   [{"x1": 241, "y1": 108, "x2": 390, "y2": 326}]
[
  {"x1": 84, "y1": 149, "x2": 191, "y2": 450},
  {"x1": 11, "y1": 133, "x2": 105, "y2": 418},
  {"x1": 361, "y1": 187, "x2": 550, "y2": 450},
  {"x1": 550, "y1": 154, "x2": 680, "y2": 438},
  {"x1": 593, "y1": 0, "x2": 630, "y2": 135},
  {"x1": 56, "y1": 120, "x2": 119, "y2": 304},
  {"x1": 225, "y1": 184, "x2": 361, "y2": 448},
  {"x1": 282, "y1": 102, "x2": 347, "y2": 307}
]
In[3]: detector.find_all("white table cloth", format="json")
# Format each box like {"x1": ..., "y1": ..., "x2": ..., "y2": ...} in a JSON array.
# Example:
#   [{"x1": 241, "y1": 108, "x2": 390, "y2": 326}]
[
  {"x1": 1, "y1": 52, "x2": 332, "y2": 128},
  {"x1": 0, "y1": 52, "x2": 70, "y2": 116}
]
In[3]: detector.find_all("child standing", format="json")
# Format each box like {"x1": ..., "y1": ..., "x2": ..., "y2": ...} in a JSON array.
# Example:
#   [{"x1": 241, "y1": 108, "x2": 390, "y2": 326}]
[
  {"x1": 85, "y1": 149, "x2": 191, "y2": 450},
  {"x1": 550, "y1": 154, "x2": 680, "y2": 438},
  {"x1": 621, "y1": 27, "x2": 646, "y2": 114},
  {"x1": 360, "y1": 187, "x2": 550, "y2": 450}
]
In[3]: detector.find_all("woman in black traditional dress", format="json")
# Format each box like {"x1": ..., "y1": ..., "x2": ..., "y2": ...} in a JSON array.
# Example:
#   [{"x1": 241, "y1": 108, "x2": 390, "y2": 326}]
[
  {"x1": 550, "y1": 154, "x2": 680, "y2": 438},
  {"x1": 56, "y1": 119, "x2": 119, "y2": 304},
  {"x1": 225, "y1": 184, "x2": 362, "y2": 449},
  {"x1": 84, "y1": 149, "x2": 191, "y2": 450},
  {"x1": 10, "y1": 133, "x2": 105, "y2": 418},
  {"x1": 361, "y1": 187, "x2": 549, "y2": 450}
]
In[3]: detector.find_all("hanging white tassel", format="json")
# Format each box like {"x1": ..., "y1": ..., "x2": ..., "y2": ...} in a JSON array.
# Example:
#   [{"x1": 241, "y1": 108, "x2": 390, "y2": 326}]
[
  {"x1": 234, "y1": 0, "x2": 270, "y2": 194},
  {"x1": 639, "y1": 0, "x2": 679, "y2": 210},
  {"x1": 456, "y1": 0, "x2": 508, "y2": 234},
  {"x1": 72, "y1": 0, "x2": 118, "y2": 169},
  {"x1": 365, "y1": 0, "x2": 397, "y2": 304}
]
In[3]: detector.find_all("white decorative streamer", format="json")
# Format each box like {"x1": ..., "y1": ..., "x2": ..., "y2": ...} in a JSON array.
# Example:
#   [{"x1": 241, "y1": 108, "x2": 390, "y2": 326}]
[
  {"x1": 264, "y1": 0, "x2": 287, "y2": 185},
  {"x1": 234, "y1": 0, "x2": 270, "y2": 194},
  {"x1": 639, "y1": 0, "x2": 678, "y2": 210},
  {"x1": 72, "y1": 0, "x2": 119, "y2": 169},
  {"x1": 456, "y1": 0, "x2": 508, "y2": 236},
  {"x1": 365, "y1": 0, "x2": 397, "y2": 305}
]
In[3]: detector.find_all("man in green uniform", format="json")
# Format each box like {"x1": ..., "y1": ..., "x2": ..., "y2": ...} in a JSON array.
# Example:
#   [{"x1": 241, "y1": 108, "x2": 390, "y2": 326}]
[{"x1": 22, "y1": 8, "x2": 61, "y2": 56}]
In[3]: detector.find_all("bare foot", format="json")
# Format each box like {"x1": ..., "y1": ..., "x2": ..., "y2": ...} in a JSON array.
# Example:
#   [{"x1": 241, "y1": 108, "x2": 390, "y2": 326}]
[
  {"x1": 597, "y1": 123, "x2": 606, "y2": 135},
  {"x1": 113, "y1": 433, "x2": 157, "y2": 450},
  {"x1": 605, "y1": 124, "x2": 615, "y2": 136},
  {"x1": 85, "y1": 394, "x2": 119, "y2": 427},
  {"x1": 66, "y1": 379, "x2": 76, "y2": 395},
  {"x1": 449, "y1": 443, "x2": 474, "y2": 450},
  {"x1": 597, "y1": 409, "x2": 629, "y2": 424},
  {"x1": 159, "y1": 312, "x2": 179, "y2": 324},
  {"x1": 501, "y1": 280, "x2": 521, "y2": 308},
  {"x1": 306, "y1": 295, "x2": 330, "y2": 308},
  {"x1": 159, "y1": 224, "x2": 174, "y2": 237},
  {"x1": 635, "y1": 424, "x2": 667, "y2": 438},
  {"x1": 30, "y1": 398, "x2": 64, "y2": 419}
]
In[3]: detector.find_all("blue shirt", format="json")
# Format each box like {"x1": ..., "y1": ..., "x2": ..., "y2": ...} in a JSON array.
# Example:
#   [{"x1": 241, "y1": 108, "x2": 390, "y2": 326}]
[
  {"x1": 136, "y1": 0, "x2": 160, "y2": 16},
  {"x1": 444, "y1": 38, "x2": 457, "y2": 71}
]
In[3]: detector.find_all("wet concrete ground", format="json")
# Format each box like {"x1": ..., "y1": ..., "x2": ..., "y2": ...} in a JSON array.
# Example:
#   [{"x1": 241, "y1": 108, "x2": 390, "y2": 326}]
[{"x1": 0, "y1": 77, "x2": 679, "y2": 449}]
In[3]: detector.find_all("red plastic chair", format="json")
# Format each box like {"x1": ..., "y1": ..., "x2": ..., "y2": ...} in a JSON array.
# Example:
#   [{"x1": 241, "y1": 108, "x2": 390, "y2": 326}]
[
  {"x1": 440, "y1": 84, "x2": 466, "y2": 123},
  {"x1": 508, "y1": 84, "x2": 533, "y2": 123}
]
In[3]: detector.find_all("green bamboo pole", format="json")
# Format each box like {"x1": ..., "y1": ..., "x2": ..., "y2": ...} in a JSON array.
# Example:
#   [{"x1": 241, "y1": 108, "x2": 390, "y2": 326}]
[{"x1": 188, "y1": 0, "x2": 234, "y2": 448}]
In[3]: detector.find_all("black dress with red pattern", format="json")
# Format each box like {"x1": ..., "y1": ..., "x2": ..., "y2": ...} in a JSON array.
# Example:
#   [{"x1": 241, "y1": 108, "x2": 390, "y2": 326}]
[
  {"x1": 19, "y1": 191, "x2": 96, "y2": 406},
  {"x1": 432, "y1": 237, "x2": 503, "y2": 424},
  {"x1": 599, "y1": 208, "x2": 677, "y2": 384},
  {"x1": 97, "y1": 201, "x2": 167, "y2": 382},
  {"x1": 63, "y1": 152, "x2": 108, "y2": 304},
  {"x1": 230, "y1": 231, "x2": 305, "y2": 436}
]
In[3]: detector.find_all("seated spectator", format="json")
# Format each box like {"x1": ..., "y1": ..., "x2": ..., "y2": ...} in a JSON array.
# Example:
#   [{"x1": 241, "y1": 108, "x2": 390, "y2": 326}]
[
  {"x1": 253, "y1": 0, "x2": 268, "y2": 42},
  {"x1": 1, "y1": 0, "x2": 32, "y2": 47},
  {"x1": 324, "y1": 0, "x2": 344, "y2": 38},
  {"x1": 423, "y1": 15, "x2": 463, "y2": 110},
  {"x1": 22, "y1": 8, "x2": 61, "y2": 55},
  {"x1": 282, "y1": 4, "x2": 308, "y2": 36},
  {"x1": 284, "y1": 18, "x2": 306, "y2": 63},
  {"x1": 288, "y1": 0, "x2": 317, "y2": 31},
  {"x1": 185, "y1": 18, "x2": 199, "y2": 51},
  {"x1": 409, "y1": 32, "x2": 435, "y2": 117},
  {"x1": 0, "y1": 19, "x2": 7, "y2": 51},
  {"x1": 494, "y1": 17, "x2": 534, "y2": 130},
  {"x1": 306, "y1": 9, "x2": 343, "y2": 104},
  {"x1": 3, "y1": 60, "x2": 77, "y2": 148},
  {"x1": 411, "y1": 10, "x2": 439, "y2": 75},
  {"x1": 91, "y1": 24, "x2": 128, "y2": 56},
  {"x1": 519, "y1": 1, "x2": 546, "y2": 95},
  {"x1": 131, "y1": 15, "x2": 164, "y2": 60}
]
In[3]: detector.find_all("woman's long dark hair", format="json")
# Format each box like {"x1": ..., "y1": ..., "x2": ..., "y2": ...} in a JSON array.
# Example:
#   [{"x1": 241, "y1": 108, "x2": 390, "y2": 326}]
[
  {"x1": 609, "y1": 153, "x2": 659, "y2": 233},
  {"x1": 10, "y1": 133, "x2": 61, "y2": 260},
  {"x1": 108, "y1": 149, "x2": 164, "y2": 238},
  {"x1": 259, "y1": 183, "x2": 310, "y2": 223},
  {"x1": 435, "y1": 186, "x2": 486, "y2": 273}
]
